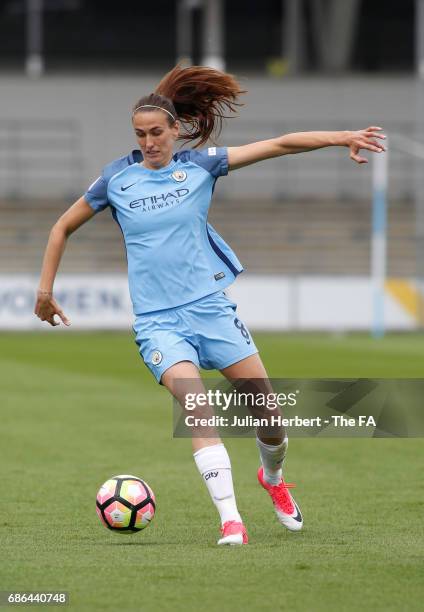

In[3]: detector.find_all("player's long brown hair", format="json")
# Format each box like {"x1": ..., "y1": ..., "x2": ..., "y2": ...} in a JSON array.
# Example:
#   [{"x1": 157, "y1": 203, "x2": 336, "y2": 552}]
[{"x1": 132, "y1": 65, "x2": 245, "y2": 147}]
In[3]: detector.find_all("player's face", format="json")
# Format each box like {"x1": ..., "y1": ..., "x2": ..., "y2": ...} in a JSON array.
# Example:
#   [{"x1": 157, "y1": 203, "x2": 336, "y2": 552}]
[{"x1": 132, "y1": 111, "x2": 179, "y2": 169}]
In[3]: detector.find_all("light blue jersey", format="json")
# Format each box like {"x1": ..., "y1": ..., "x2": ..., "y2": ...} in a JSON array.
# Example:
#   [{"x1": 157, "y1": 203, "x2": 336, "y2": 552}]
[{"x1": 84, "y1": 147, "x2": 243, "y2": 314}]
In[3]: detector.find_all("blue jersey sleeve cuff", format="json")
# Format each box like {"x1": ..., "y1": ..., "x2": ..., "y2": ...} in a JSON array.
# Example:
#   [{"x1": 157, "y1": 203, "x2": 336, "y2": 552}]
[
  {"x1": 187, "y1": 146, "x2": 229, "y2": 177},
  {"x1": 84, "y1": 191, "x2": 108, "y2": 212},
  {"x1": 218, "y1": 147, "x2": 229, "y2": 176},
  {"x1": 83, "y1": 175, "x2": 109, "y2": 212}
]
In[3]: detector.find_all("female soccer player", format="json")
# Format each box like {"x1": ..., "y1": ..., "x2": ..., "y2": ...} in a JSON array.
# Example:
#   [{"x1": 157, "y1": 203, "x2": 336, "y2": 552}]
[{"x1": 34, "y1": 65, "x2": 386, "y2": 545}]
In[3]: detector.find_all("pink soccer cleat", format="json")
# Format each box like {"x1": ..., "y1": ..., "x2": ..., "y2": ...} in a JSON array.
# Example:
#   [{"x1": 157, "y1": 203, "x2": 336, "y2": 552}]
[
  {"x1": 217, "y1": 520, "x2": 248, "y2": 545},
  {"x1": 258, "y1": 466, "x2": 303, "y2": 532}
]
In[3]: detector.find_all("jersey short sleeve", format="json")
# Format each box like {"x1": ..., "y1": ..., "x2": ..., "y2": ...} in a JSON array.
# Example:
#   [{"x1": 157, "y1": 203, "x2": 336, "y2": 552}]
[
  {"x1": 188, "y1": 147, "x2": 228, "y2": 178},
  {"x1": 83, "y1": 152, "x2": 140, "y2": 212},
  {"x1": 84, "y1": 175, "x2": 109, "y2": 212}
]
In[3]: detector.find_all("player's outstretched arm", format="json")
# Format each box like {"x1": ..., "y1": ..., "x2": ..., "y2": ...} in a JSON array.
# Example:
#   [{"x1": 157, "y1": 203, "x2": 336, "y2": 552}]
[
  {"x1": 227, "y1": 126, "x2": 386, "y2": 171},
  {"x1": 34, "y1": 196, "x2": 96, "y2": 327}
]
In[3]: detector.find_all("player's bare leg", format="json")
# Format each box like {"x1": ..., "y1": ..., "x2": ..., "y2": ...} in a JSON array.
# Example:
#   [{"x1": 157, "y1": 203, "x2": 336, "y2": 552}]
[
  {"x1": 220, "y1": 354, "x2": 303, "y2": 531},
  {"x1": 162, "y1": 361, "x2": 248, "y2": 544}
]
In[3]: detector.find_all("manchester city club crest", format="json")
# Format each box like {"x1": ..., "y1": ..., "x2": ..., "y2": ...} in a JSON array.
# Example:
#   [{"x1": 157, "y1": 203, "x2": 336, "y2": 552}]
[
  {"x1": 151, "y1": 350, "x2": 163, "y2": 365},
  {"x1": 171, "y1": 170, "x2": 187, "y2": 182}
]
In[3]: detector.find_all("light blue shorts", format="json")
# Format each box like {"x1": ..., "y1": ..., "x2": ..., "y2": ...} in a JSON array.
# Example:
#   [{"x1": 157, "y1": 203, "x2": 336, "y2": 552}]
[{"x1": 133, "y1": 291, "x2": 258, "y2": 383}]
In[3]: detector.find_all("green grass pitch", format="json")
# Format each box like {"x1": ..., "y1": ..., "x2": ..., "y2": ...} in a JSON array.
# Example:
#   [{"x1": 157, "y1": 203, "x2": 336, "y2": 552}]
[{"x1": 1, "y1": 332, "x2": 423, "y2": 611}]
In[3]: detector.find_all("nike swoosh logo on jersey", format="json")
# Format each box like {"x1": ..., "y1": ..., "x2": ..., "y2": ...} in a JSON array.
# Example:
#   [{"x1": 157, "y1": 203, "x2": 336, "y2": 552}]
[{"x1": 121, "y1": 182, "x2": 137, "y2": 191}]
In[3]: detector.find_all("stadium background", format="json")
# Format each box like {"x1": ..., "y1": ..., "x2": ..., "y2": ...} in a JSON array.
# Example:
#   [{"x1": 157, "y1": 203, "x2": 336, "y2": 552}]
[{"x1": 1, "y1": 2, "x2": 423, "y2": 611}]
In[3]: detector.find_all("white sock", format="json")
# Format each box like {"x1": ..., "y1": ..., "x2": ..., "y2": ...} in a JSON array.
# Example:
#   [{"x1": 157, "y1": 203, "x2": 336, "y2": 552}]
[
  {"x1": 194, "y1": 443, "x2": 242, "y2": 525},
  {"x1": 256, "y1": 436, "x2": 288, "y2": 485}
]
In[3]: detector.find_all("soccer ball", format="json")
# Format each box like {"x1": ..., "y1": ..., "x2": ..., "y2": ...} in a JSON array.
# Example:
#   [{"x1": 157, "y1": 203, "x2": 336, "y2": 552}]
[{"x1": 96, "y1": 474, "x2": 155, "y2": 534}]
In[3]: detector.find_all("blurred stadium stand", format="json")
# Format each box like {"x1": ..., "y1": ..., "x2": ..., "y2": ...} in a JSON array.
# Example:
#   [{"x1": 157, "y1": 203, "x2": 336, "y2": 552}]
[
  {"x1": 0, "y1": 74, "x2": 420, "y2": 278},
  {"x1": 1, "y1": 1, "x2": 423, "y2": 331},
  {"x1": 0, "y1": 1, "x2": 415, "y2": 73},
  {"x1": 0, "y1": 196, "x2": 415, "y2": 277},
  {"x1": 0, "y1": 75, "x2": 417, "y2": 199}
]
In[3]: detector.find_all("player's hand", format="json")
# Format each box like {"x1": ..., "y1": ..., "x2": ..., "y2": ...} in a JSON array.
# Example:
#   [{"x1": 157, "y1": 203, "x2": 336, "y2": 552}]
[
  {"x1": 347, "y1": 126, "x2": 386, "y2": 164},
  {"x1": 34, "y1": 291, "x2": 71, "y2": 327}
]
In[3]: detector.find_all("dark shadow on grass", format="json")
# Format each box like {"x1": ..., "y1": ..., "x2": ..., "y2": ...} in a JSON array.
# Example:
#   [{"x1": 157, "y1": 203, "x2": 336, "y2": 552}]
[
  {"x1": 93, "y1": 541, "x2": 170, "y2": 546},
  {"x1": 258, "y1": 530, "x2": 306, "y2": 545}
]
